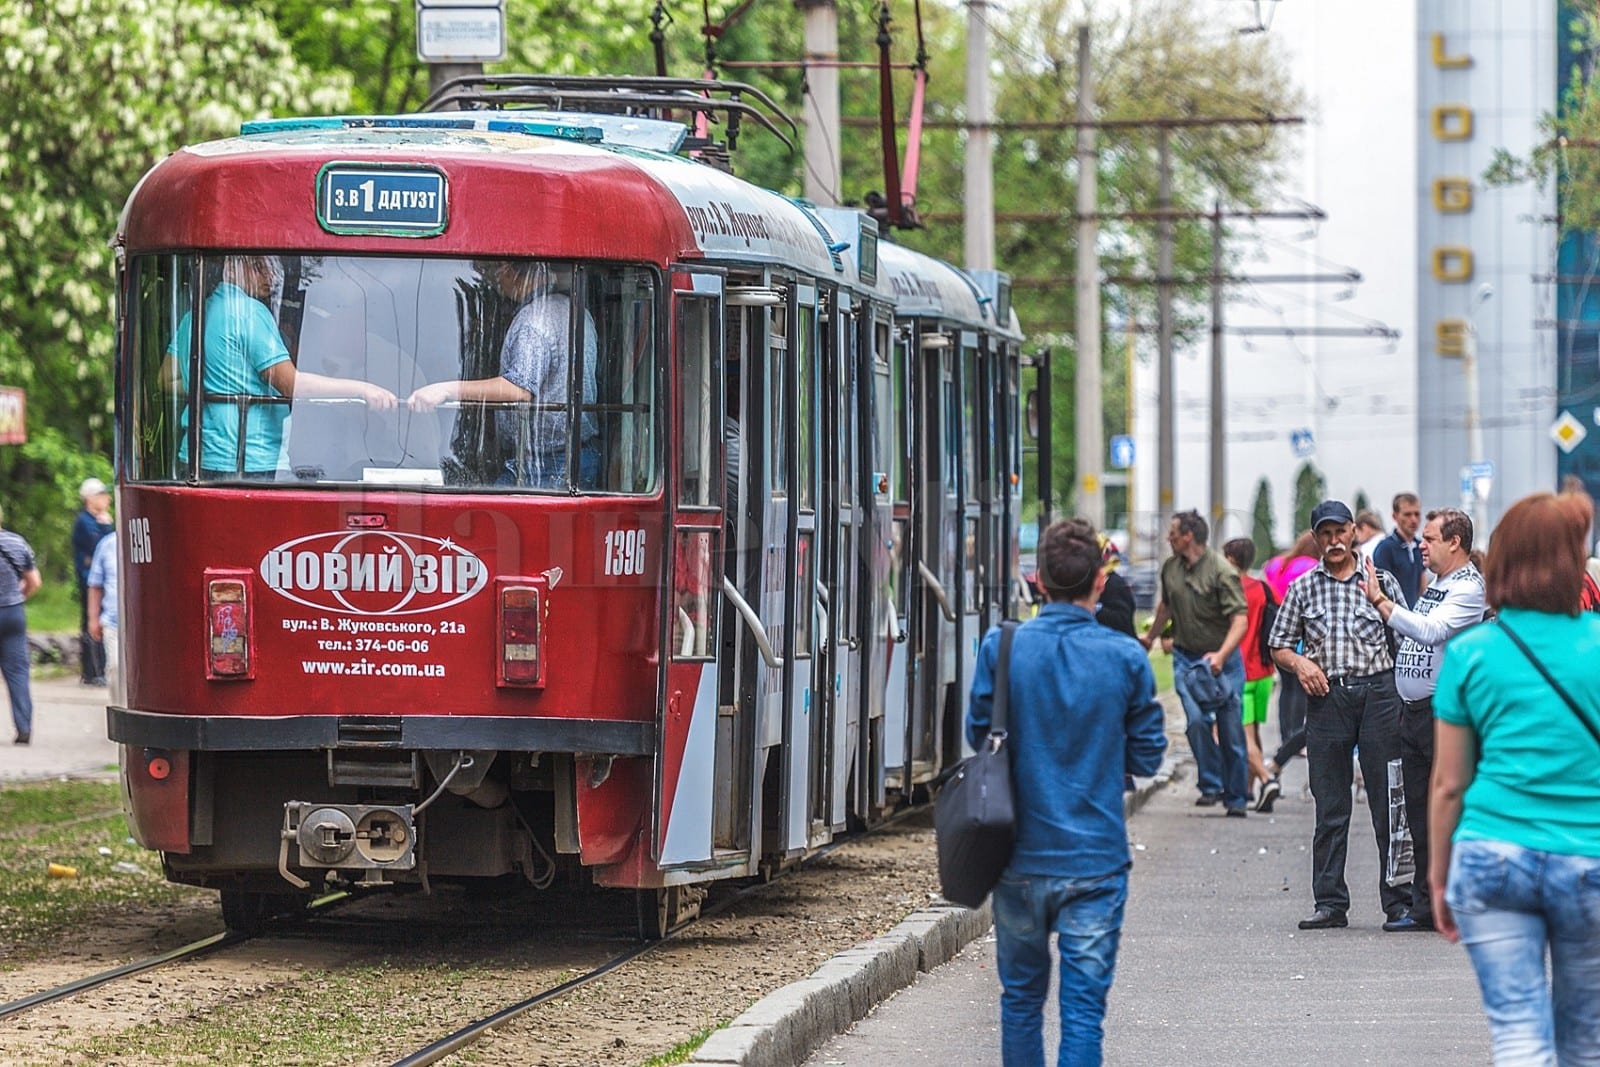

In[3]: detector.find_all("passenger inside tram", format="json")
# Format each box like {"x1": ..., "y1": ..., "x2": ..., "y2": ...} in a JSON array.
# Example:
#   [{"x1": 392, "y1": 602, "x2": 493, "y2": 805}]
[
  {"x1": 406, "y1": 261, "x2": 600, "y2": 489},
  {"x1": 160, "y1": 255, "x2": 397, "y2": 480}
]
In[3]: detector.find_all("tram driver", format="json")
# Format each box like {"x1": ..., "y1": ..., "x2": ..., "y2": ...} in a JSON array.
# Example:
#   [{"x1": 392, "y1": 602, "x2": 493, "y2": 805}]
[
  {"x1": 406, "y1": 261, "x2": 600, "y2": 489},
  {"x1": 160, "y1": 255, "x2": 398, "y2": 480}
]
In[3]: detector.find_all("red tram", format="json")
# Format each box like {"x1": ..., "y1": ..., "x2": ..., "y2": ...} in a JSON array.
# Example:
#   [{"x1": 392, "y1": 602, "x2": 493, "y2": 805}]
[{"x1": 109, "y1": 77, "x2": 1026, "y2": 934}]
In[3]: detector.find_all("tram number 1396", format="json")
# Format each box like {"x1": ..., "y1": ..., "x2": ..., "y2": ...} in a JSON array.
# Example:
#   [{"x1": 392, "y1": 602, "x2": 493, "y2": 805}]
[{"x1": 602, "y1": 528, "x2": 647, "y2": 577}]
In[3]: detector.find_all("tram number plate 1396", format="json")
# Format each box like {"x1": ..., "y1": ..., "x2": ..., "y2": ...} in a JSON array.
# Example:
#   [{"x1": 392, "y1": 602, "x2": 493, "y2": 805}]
[{"x1": 317, "y1": 164, "x2": 448, "y2": 237}]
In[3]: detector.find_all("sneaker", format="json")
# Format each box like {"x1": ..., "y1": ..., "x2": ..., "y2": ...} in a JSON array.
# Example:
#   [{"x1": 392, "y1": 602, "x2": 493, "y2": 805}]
[
  {"x1": 1255, "y1": 777, "x2": 1281, "y2": 813},
  {"x1": 1225, "y1": 807, "x2": 1247, "y2": 819},
  {"x1": 1195, "y1": 793, "x2": 1223, "y2": 807}
]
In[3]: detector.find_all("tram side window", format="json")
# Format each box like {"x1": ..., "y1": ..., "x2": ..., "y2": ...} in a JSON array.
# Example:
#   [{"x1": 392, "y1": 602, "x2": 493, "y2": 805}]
[
  {"x1": 672, "y1": 528, "x2": 718, "y2": 659},
  {"x1": 676, "y1": 297, "x2": 718, "y2": 508},
  {"x1": 128, "y1": 256, "x2": 194, "y2": 481},
  {"x1": 769, "y1": 303, "x2": 788, "y2": 496},
  {"x1": 962, "y1": 345, "x2": 979, "y2": 503},
  {"x1": 797, "y1": 304, "x2": 814, "y2": 512}
]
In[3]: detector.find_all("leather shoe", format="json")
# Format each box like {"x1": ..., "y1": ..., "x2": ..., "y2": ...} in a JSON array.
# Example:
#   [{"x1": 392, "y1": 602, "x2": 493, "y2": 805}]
[
  {"x1": 1297, "y1": 908, "x2": 1348, "y2": 930},
  {"x1": 1382, "y1": 913, "x2": 1433, "y2": 932},
  {"x1": 13, "y1": 732, "x2": 28, "y2": 745},
  {"x1": 1195, "y1": 793, "x2": 1222, "y2": 807}
]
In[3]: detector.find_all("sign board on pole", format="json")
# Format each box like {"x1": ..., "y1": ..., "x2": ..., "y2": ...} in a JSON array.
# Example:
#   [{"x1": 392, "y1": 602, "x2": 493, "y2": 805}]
[
  {"x1": 1109, "y1": 434, "x2": 1135, "y2": 469},
  {"x1": 417, "y1": 4, "x2": 505, "y2": 62},
  {"x1": 1289, "y1": 428, "x2": 1315, "y2": 458},
  {"x1": 0, "y1": 387, "x2": 25, "y2": 445},
  {"x1": 1551, "y1": 410, "x2": 1588, "y2": 454}
]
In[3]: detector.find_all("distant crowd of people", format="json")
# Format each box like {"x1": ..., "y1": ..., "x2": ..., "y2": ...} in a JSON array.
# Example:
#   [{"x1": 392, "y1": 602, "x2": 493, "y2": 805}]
[{"x1": 971, "y1": 489, "x2": 1600, "y2": 1067}]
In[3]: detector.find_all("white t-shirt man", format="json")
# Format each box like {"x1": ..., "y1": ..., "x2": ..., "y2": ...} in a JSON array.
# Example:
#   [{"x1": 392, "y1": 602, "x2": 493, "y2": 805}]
[{"x1": 1388, "y1": 562, "x2": 1485, "y2": 702}]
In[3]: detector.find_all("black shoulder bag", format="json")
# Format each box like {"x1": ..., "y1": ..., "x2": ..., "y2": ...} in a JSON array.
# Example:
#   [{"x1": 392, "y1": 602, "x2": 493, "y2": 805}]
[
  {"x1": 1497, "y1": 619, "x2": 1600, "y2": 751},
  {"x1": 935, "y1": 620, "x2": 1019, "y2": 909}
]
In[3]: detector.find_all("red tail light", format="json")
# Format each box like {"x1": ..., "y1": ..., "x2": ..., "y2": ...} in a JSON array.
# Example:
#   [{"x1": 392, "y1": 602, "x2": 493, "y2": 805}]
[
  {"x1": 498, "y1": 581, "x2": 545, "y2": 687},
  {"x1": 205, "y1": 572, "x2": 253, "y2": 679}
]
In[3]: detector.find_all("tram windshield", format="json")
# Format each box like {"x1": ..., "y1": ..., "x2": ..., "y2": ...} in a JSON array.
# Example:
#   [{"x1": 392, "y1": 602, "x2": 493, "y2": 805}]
[{"x1": 124, "y1": 254, "x2": 659, "y2": 493}]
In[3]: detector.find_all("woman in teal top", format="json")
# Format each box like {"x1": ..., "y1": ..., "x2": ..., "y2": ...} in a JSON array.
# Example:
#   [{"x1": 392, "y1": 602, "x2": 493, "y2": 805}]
[{"x1": 1430, "y1": 489, "x2": 1600, "y2": 1066}]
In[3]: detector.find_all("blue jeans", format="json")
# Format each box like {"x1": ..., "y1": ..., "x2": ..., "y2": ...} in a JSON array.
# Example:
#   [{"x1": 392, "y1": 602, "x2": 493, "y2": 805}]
[
  {"x1": 993, "y1": 867, "x2": 1128, "y2": 1067},
  {"x1": 1171, "y1": 647, "x2": 1250, "y2": 809},
  {"x1": 1446, "y1": 840, "x2": 1600, "y2": 1066},
  {"x1": 501, "y1": 444, "x2": 601, "y2": 489},
  {"x1": 1, "y1": 604, "x2": 32, "y2": 739}
]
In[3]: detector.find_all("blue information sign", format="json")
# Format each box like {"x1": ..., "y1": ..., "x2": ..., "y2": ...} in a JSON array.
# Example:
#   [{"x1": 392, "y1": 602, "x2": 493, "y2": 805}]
[
  {"x1": 317, "y1": 165, "x2": 448, "y2": 236},
  {"x1": 1109, "y1": 434, "x2": 1135, "y2": 469}
]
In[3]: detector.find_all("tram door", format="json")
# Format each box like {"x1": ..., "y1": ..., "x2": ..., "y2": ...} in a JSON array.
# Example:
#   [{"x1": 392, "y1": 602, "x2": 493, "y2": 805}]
[
  {"x1": 912, "y1": 326, "x2": 960, "y2": 783},
  {"x1": 658, "y1": 281, "x2": 736, "y2": 867},
  {"x1": 813, "y1": 290, "x2": 856, "y2": 834},
  {"x1": 957, "y1": 336, "x2": 984, "y2": 734},
  {"x1": 873, "y1": 318, "x2": 910, "y2": 801},
  {"x1": 779, "y1": 285, "x2": 819, "y2": 854}
]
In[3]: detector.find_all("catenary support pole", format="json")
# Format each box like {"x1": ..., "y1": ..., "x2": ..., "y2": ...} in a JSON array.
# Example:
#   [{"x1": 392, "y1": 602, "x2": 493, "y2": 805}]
[
  {"x1": 1156, "y1": 128, "x2": 1174, "y2": 537},
  {"x1": 798, "y1": 0, "x2": 842, "y2": 205},
  {"x1": 1209, "y1": 201, "x2": 1226, "y2": 536},
  {"x1": 1074, "y1": 25, "x2": 1103, "y2": 527},
  {"x1": 963, "y1": 0, "x2": 994, "y2": 270}
]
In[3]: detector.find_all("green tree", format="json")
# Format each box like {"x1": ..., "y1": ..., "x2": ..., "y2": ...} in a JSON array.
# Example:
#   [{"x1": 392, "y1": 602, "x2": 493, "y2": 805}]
[
  {"x1": 0, "y1": 0, "x2": 347, "y2": 574},
  {"x1": 1292, "y1": 462, "x2": 1326, "y2": 535},
  {"x1": 1250, "y1": 476, "x2": 1275, "y2": 565},
  {"x1": 1352, "y1": 489, "x2": 1371, "y2": 517}
]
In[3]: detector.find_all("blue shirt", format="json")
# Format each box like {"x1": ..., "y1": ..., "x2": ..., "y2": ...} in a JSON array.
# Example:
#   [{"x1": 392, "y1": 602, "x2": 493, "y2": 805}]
[
  {"x1": 87, "y1": 533, "x2": 118, "y2": 631},
  {"x1": 0, "y1": 531, "x2": 36, "y2": 608},
  {"x1": 1372, "y1": 531, "x2": 1426, "y2": 608},
  {"x1": 170, "y1": 282, "x2": 291, "y2": 473},
  {"x1": 1434, "y1": 607, "x2": 1600, "y2": 857},
  {"x1": 72, "y1": 509, "x2": 113, "y2": 585},
  {"x1": 966, "y1": 603, "x2": 1167, "y2": 878}
]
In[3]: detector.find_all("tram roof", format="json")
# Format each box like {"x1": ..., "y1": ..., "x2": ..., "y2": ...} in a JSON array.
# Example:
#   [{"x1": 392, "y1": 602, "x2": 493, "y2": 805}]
[
  {"x1": 116, "y1": 115, "x2": 845, "y2": 281},
  {"x1": 877, "y1": 242, "x2": 1021, "y2": 340}
]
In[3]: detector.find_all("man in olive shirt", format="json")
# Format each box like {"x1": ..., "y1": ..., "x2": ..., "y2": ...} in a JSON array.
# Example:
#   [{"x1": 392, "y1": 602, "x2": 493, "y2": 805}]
[{"x1": 1141, "y1": 510, "x2": 1252, "y2": 815}]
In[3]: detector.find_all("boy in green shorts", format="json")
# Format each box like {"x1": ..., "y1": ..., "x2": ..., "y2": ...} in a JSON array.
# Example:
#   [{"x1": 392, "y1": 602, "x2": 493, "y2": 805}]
[{"x1": 1224, "y1": 538, "x2": 1280, "y2": 811}]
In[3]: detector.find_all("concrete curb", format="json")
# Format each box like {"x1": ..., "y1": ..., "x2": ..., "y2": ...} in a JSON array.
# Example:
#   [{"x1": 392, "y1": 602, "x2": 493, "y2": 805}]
[{"x1": 686, "y1": 757, "x2": 1187, "y2": 1067}]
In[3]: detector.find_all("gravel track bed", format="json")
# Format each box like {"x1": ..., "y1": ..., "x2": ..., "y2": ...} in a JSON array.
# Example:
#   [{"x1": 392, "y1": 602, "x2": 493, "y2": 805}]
[{"x1": 0, "y1": 810, "x2": 941, "y2": 1066}]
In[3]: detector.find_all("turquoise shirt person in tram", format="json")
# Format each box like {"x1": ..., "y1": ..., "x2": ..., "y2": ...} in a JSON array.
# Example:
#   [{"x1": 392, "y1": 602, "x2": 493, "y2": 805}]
[{"x1": 162, "y1": 255, "x2": 396, "y2": 479}]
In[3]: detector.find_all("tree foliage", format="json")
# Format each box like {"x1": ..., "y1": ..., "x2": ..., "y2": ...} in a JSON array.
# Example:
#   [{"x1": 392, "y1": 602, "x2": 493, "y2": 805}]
[
  {"x1": 1292, "y1": 461, "x2": 1325, "y2": 535},
  {"x1": 0, "y1": 0, "x2": 347, "y2": 574},
  {"x1": 1250, "y1": 476, "x2": 1275, "y2": 565}
]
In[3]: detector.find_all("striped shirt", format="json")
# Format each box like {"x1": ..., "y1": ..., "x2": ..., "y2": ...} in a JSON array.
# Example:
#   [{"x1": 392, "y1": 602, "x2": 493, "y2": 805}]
[{"x1": 1267, "y1": 559, "x2": 1404, "y2": 679}]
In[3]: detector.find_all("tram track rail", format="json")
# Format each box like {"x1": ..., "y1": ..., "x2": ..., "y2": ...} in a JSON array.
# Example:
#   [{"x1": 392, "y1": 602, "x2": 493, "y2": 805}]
[
  {"x1": 0, "y1": 891, "x2": 348, "y2": 1023},
  {"x1": 385, "y1": 802, "x2": 929, "y2": 1067}
]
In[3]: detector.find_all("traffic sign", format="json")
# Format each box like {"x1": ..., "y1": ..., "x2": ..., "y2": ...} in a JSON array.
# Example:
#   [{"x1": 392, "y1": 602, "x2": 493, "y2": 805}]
[
  {"x1": 1469, "y1": 460, "x2": 1494, "y2": 480},
  {"x1": 1109, "y1": 434, "x2": 1135, "y2": 469},
  {"x1": 1289, "y1": 428, "x2": 1315, "y2": 458},
  {"x1": 1551, "y1": 410, "x2": 1588, "y2": 454},
  {"x1": 417, "y1": 4, "x2": 505, "y2": 62}
]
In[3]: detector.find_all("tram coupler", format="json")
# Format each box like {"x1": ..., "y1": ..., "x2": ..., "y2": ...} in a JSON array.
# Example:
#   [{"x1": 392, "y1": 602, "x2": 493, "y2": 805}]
[{"x1": 280, "y1": 802, "x2": 417, "y2": 889}]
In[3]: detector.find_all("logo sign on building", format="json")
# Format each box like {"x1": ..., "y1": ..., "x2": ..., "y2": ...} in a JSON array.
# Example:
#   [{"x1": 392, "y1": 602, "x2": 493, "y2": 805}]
[
  {"x1": 0, "y1": 387, "x2": 23, "y2": 445},
  {"x1": 259, "y1": 531, "x2": 488, "y2": 615},
  {"x1": 317, "y1": 165, "x2": 448, "y2": 237},
  {"x1": 1109, "y1": 434, "x2": 1135, "y2": 469},
  {"x1": 416, "y1": 0, "x2": 505, "y2": 63},
  {"x1": 1551, "y1": 410, "x2": 1588, "y2": 454}
]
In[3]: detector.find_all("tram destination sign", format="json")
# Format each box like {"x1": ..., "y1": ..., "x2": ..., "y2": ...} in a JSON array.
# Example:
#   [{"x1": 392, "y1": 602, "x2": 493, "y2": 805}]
[{"x1": 317, "y1": 164, "x2": 449, "y2": 237}]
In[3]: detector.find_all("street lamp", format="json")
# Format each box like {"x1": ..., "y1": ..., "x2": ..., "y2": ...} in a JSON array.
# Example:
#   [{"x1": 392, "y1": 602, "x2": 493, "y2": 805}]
[{"x1": 1463, "y1": 283, "x2": 1493, "y2": 537}]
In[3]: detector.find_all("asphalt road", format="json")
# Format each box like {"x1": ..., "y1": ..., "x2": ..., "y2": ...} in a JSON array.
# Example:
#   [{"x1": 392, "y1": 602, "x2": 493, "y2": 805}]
[{"x1": 806, "y1": 760, "x2": 1493, "y2": 1066}]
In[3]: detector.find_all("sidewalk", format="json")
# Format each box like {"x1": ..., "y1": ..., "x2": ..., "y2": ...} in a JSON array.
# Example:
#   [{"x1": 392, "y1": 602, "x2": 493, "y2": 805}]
[
  {"x1": 802, "y1": 733, "x2": 1492, "y2": 1065},
  {"x1": 0, "y1": 673, "x2": 120, "y2": 782}
]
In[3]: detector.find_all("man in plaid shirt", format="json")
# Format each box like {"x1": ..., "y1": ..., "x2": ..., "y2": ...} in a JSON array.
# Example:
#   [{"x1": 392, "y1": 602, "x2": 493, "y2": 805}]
[{"x1": 1268, "y1": 499, "x2": 1410, "y2": 931}]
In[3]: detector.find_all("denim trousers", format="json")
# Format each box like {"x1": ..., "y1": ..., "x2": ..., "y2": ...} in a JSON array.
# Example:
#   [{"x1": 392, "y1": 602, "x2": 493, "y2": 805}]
[
  {"x1": 1171, "y1": 647, "x2": 1250, "y2": 809},
  {"x1": 1270, "y1": 666, "x2": 1308, "y2": 769},
  {"x1": 993, "y1": 867, "x2": 1129, "y2": 1067},
  {"x1": 1305, "y1": 673, "x2": 1409, "y2": 918},
  {"x1": 1, "y1": 604, "x2": 32, "y2": 738},
  {"x1": 1447, "y1": 840, "x2": 1600, "y2": 1066}
]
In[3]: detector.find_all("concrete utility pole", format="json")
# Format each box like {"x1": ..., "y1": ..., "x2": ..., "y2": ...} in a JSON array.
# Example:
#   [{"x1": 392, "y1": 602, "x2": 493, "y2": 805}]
[
  {"x1": 798, "y1": 0, "x2": 842, "y2": 205},
  {"x1": 963, "y1": 0, "x2": 994, "y2": 270},
  {"x1": 1155, "y1": 129, "x2": 1175, "y2": 530},
  {"x1": 1208, "y1": 202, "x2": 1225, "y2": 535},
  {"x1": 1074, "y1": 25, "x2": 1103, "y2": 528},
  {"x1": 428, "y1": 64, "x2": 482, "y2": 100}
]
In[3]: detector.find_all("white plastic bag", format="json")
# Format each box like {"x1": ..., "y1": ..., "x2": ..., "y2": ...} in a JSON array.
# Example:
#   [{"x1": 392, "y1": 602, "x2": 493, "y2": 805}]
[{"x1": 1385, "y1": 757, "x2": 1415, "y2": 887}]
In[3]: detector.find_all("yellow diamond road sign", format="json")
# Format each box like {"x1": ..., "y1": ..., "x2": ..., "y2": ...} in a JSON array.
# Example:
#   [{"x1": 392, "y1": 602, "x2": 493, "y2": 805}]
[{"x1": 1551, "y1": 410, "x2": 1587, "y2": 454}]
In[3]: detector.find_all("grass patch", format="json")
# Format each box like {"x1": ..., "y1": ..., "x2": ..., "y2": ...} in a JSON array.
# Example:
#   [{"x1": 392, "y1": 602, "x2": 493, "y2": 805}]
[
  {"x1": 23, "y1": 580, "x2": 80, "y2": 634},
  {"x1": 637, "y1": 1024, "x2": 722, "y2": 1067},
  {"x1": 0, "y1": 778, "x2": 205, "y2": 961},
  {"x1": 1148, "y1": 650, "x2": 1173, "y2": 694}
]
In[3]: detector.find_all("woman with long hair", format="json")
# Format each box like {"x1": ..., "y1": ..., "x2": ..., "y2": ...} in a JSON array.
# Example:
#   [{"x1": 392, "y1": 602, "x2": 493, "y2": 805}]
[{"x1": 1431, "y1": 490, "x2": 1600, "y2": 1064}]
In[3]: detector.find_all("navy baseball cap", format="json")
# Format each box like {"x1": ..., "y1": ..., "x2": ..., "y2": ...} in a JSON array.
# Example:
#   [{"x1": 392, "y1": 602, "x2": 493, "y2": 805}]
[{"x1": 1310, "y1": 499, "x2": 1355, "y2": 529}]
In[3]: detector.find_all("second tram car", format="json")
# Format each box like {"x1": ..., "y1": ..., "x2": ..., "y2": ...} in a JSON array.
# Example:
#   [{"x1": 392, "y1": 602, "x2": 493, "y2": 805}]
[{"x1": 109, "y1": 78, "x2": 1026, "y2": 933}]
